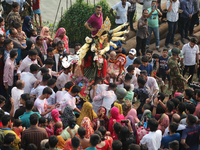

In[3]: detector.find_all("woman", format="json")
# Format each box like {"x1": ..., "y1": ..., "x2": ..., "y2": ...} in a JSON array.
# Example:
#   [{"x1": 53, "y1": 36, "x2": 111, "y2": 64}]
[
  {"x1": 92, "y1": 107, "x2": 109, "y2": 130},
  {"x1": 22, "y1": 16, "x2": 32, "y2": 38},
  {"x1": 125, "y1": 108, "x2": 140, "y2": 124},
  {"x1": 158, "y1": 113, "x2": 169, "y2": 135},
  {"x1": 56, "y1": 135, "x2": 66, "y2": 149},
  {"x1": 35, "y1": 35, "x2": 48, "y2": 55},
  {"x1": 81, "y1": 117, "x2": 94, "y2": 139},
  {"x1": 126, "y1": 116, "x2": 137, "y2": 135},
  {"x1": 77, "y1": 102, "x2": 97, "y2": 126},
  {"x1": 51, "y1": 109, "x2": 61, "y2": 123},
  {"x1": 21, "y1": 40, "x2": 35, "y2": 59},
  {"x1": 54, "y1": 27, "x2": 69, "y2": 53},
  {"x1": 98, "y1": 126, "x2": 113, "y2": 150},
  {"x1": 40, "y1": 26, "x2": 53, "y2": 46},
  {"x1": 95, "y1": 131, "x2": 110, "y2": 150},
  {"x1": 60, "y1": 105, "x2": 75, "y2": 129},
  {"x1": 108, "y1": 107, "x2": 125, "y2": 134}
]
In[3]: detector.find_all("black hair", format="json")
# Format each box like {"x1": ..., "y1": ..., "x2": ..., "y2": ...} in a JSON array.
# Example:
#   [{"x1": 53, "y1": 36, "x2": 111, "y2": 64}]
[
  {"x1": 13, "y1": 22, "x2": 21, "y2": 29},
  {"x1": 190, "y1": 38, "x2": 197, "y2": 44},
  {"x1": 146, "y1": 49, "x2": 153, "y2": 54},
  {"x1": 47, "y1": 78, "x2": 56, "y2": 87},
  {"x1": 49, "y1": 135, "x2": 58, "y2": 148},
  {"x1": 0, "y1": 17, "x2": 4, "y2": 24},
  {"x1": 94, "y1": 77, "x2": 102, "y2": 85},
  {"x1": 140, "y1": 144, "x2": 148, "y2": 150},
  {"x1": 127, "y1": 65, "x2": 135, "y2": 72},
  {"x1": 30, "y1": 113, "x2": 39, "y2": 125},
  {"x1": 47, "y1": 47, "x2": 54, "y2": 53},
  {"x1": 163, "y1": 49, "x2": 168, "y2": 52},
  {"x1": 30, "y1": 64, "x2": 39, "y2": 73},
  {"x1": 171, "y1": 98, "x2": 180, "y2": 109},
  {"x1": 158, "y1": 92, "x2": 165, "y2": 101},
  {"x1": 169, "y1": 122, "x2": 178, "y2": 133},
  {"x1": 12, "y1": 2, "x2": 19, "y2": 8},
  {"x1": 125, "y1": 73, "x2": 132, "y2": 81},
  {"x1": 28, "y1": 49, "x2": 38, "y2": 56},
  {"x1": 9, "y1": 28, "x2": 15, "y2": 35},
  {"x1": 0, "y1": 109, "x2": 4, "y2": 120},
  {"x1": 68, "y1": 116, "x2": 77, "y2": 128},
  {"x1": 74, "y1": 43, "x2": 81, "y2": 48},
  {"x1": 0, "y1": 49, "x2": 3, "y2": 56},
  {"x1": 112, "y1": 140, "x2": 122, "y2": 150},
  {"x1": 141, "y1": 56, "x2": 148, "y2": 62},
  {"x1": 137, "y1": 76, "x2": 146, "y2": 85},
  {"x1": 120, "y1": 126, "x2": 131, "y2": 144},
  {"x1": 124, "y1": 84, "x2": 130, "y2": 91},
  {"x1": 30, "y1": 29, "x2": 36, "y2": 36},
  {"x1": 169, "y1": 140, "x2": 179, "y2": 150},
  {"x1": 42, "y1": 87, "x2": 53, "y2": 95},
  {"x1": 167, "y1": 100, "x2": 174, "y2": 112},
  {"x1": 44, "y1": 58, "x2": 54, "y2": 65},
  {"x1": 36, "y1": 36, "x2": 42, "y2": 41},
  {"x1": 129, "y1": 144, "x2": 140, "y2": 150},
  {"x1": 196, "y1": 89, "x2": 200, "y2": 97},
  {"x1": 52, "y1": 42, "x2": 57, "y2": 48},
  {"x1": 26, "y1": 100, "x2": 34, "y2": 110},
  {"x1": 4, "y1": 133, "x2": 15, "y2": 145},
  {"x1": 98, "y1": 126, "x2": 106, "y2": 140},
  {"x1": 94, "y1": 131, "x2": 102, "y2": 142},
  {"x1": 27, "y1": 143, "x2": 37, "y2": 150},
  {"x1": 156, "y1": 104, "x2": 165, "y2": 114},
  {"x1": 0, "y1": 95, "x2": 6, "y2": 105},
  {"x1": 90, "y1": 134, "x2": 100, "y2": 147},
  {"x1": 57, "y1": 41, "x2": 64, "y2": 46},
  {"x1": 140, "y1": 70, "x2": 148, "y2": 76},
  {"x1": 42, "y1": 73, "x2": 51, "y2": 82},
  {"x1": 185, "y1": 89, "x2": 194, "y2": 99},
  {"x1": 39, "y1": 116, "x2": 47, "y2": 124},
  {"x1": 152, "y1": 53, "x2": 160, "y2": 59},
  {"x1": 10, "y1": 50, "x2": 18, "y2": 58},
  {"x1": 41, "y1": 67, "x2": 49, "y2": 74},
  {"x1": 174, "y1": 42, "x2": 180, "y2": 46},
  {"x1": 64, "y1": 81, "x2": 74, "y2": 91},
  {"x1": 108, "y1": 83, "x2": 117, "y2": 90},
  {"x1": 13, "y1": 119, "x2": 22, "y2": 127},
  {"x1": 186, "y1": 103, "x2": 196, "y2": 114},
  {"x1": 175, "y1": 95, "x2": 182, "y2": 102},
  {"x1": 113, "y1": 122, "x2": 122, "y2": 136},
  {"x1": 4, "y1": 39, "x2": 12, "y2": 47},
  {"x1": 133, "y1": 58, "x2": 142, "y2": 64},
  {"x1": 187, "y1": 114, "x2": 197, "y2": 125},
  {"x1": 143, "y1": 103, "x2": 151, "y2": 111},
  {"x1": 71, "y1": 136, "x2": 80, "y2": 148},
  {"x1": 78, "y1": 127, "x2": 86, "y2": 139},
  {"x1": 71, "y1": 85, "x2": 81, "y2": 94},
  {"x1": 148, "y1": 118, "x2": 158, "y2": 132},
  {"x1": 2, "y1": 115, "x2": 11, "y2": 126},
  {"x1": 21, "y1": 93, "x2": 30, "y2": 101},
  {"x1": 178, "y1": 102, "x2": 186, "y2": 114}
]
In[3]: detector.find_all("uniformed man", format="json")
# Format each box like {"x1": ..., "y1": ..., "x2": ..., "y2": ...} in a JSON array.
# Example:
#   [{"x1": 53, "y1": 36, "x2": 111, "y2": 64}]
[{"x1": 168, "y1": 47, "x2": 188, "y2": 95}]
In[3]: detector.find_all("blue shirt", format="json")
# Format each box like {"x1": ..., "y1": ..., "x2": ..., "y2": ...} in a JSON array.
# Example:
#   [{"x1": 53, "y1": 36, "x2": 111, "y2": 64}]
[
  {"x1": 139, "y1": 63, "x2": 153, "y2": 76},
  {"x1": 19, "y1": 111, "x2": 41, "y2": 129},
  {"x1": 181, "y1": 125, "x2": 200, "y2": 150},
  {"x1": 125, "y1": 56, "x2": 136, "y2": 68},
  {"x1": 161, "y1": 133, "x2": 180, "y2": 148},
  {"x1": 133, "y1": 86, "x2": 150, "y2": 104},
  {"x1": 4, "y1": 50, "x2": 10, "y2": 63},
  {"x1": 110, "y1": 41, "x2": 122, "y2": 50},
  {"x1": 158, "y1": 55, "x2": 169, "y2": 74},
  {"x1": 85, "y1": 147, "x2": 97, "y2": 150},
  {"x1": 180, "y1": 0, "x2": 194, "y2": 18}
]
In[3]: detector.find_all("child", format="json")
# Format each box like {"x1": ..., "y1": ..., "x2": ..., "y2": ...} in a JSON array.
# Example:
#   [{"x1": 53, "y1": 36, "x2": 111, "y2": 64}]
[
  {"x1": 124, "y1": 84, "x2": 134, "y2": 103},
  {"x1": 85, "y1": 134, "x2": 101, "y2": 150},
  {"x1": 183, "y1": 89, "x2": 196, "y2": 105},
  {"x1": 39, "y1": 116, "x2": 53, "y2": 137},
  {"x1": 108, "y1": 51, "x2": 116, "y2": 63},
  {"x1": 125, "y1": 48, "x2": 137, "y2": 68},
  {"x1": 139, "y1": 56, "x2": 153, "y2": 76},
  {"x1": 14, "y1": 23, "x2": 27, "y2": 45},
  {"x1": 54, "y1": 121, "x2": 63, "y2": 135},
  {"x1": 29, "y1": 29, "x2": 37, "y2": 42},
  {"x1": 112, "y1": 140, "x2": 122, "y2": 150},
  {"x1": 74, "y1": 43, "x2": 81, "y2": 54},
  {"x1": 12, "y1": 119, "x2": 25, "y2": 138},
  {"x1": 3, "y1": 39, "x2": 13, "y2": 63},
  {"x1": 0, "y1": 17, "x2": 5, "y2": 36},
  {"x1": 32, "y1": 0, "x2": 43, "y2": 28},
  {"x1": 71, "y1": 136, "x2": 81, "y2": 150}
]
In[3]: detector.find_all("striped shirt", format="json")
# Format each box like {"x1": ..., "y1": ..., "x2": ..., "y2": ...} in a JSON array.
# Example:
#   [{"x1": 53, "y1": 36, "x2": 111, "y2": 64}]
[{"x1": 21, "y1": 126, "x2": 48, "y2": 150}]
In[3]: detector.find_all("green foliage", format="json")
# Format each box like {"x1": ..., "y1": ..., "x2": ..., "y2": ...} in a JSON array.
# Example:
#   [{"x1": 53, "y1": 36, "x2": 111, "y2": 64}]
[{"x1": 57, "y1": 0, "x2": 116, "y2": 47}]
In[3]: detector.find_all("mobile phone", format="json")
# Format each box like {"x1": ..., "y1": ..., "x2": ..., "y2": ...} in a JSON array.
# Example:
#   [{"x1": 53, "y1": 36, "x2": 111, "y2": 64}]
[
  {"x1": 121, "y1": 120, "x2": 129, "y2": 123},
  {"x1": 153, "y1": 5, "x2": 156, "y2": 9},
  {"x1": 55, "y1": 103, "x2": 60, "y2": 107}
]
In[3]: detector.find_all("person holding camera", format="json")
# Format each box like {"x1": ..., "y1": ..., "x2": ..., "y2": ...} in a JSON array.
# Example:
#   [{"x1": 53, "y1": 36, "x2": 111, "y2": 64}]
[
  {"x1": 136, "y1": 9, "x2": 149, "y2": 56},
  {"x1": 146, "y1": 0, "x2": 162, "y2": 52},
  {"x1": 164, "y1": 0, "x2": 180, "y2": 48}
]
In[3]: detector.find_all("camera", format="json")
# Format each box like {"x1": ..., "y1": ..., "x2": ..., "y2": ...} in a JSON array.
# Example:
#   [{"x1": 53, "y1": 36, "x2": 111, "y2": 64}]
[
  {"x1": 189, "y1": 82, "x2": 200, "y2": 90},
  {"x1": 121, "y1": 120, "x2": 129, "y2": 123}
]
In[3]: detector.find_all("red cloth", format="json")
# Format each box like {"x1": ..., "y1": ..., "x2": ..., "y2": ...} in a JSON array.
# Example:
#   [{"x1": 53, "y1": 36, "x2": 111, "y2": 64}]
[
  {"x1": 0, "y1": 122, "x2": 2, "y2": 128},
  {"x1": 84, "y1": 55, "x2": 92, "y2": 68},
  {"x1": 33, "y1": 0, "x2": 40, "y2": 10}
]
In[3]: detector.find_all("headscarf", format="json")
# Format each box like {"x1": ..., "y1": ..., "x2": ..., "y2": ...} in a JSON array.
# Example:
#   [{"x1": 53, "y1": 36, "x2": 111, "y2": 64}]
[
  {"x1": 51, "y1": 109, "x2": 61, "y2": 123},
  {"x1": 138, "y1": 110, "x2": 152, "y2": 127},
  {"x1": 60, "y1": 105, "x2": 75, "y2": 129},
  {"x1": 81, "y1": 117, "x2": 94, "y2": 139},
  {"x1": 125, "y1": 108, "x2": 140, "y2": 124},
  {"x1": 126, "y1": 116, "x2": 136, "y2": 134},
  {"x1": 114, "y1": 103, "x2": 123, "y2": 115},
  {"x1": 22, "y1": 16, "x2": 32, "y2": 37},
  {"x1": 54, "y1": 27, "x2": 69, "y2": 53},
  {"x1": 40, "y1": 26, "x2": 50, "y2": 37},
  {"x1": 77, "y1": 102, "x2": 97, "y2": 126},
  {"x1": 56, "y1": 135, "x2": 66, "y2": 149},
  {"x1": 158, "y1": 114, "x2": 169, "y2": 134},
  {"x1": 21, "y1": 40, "x2": 34, "y2": 59}
]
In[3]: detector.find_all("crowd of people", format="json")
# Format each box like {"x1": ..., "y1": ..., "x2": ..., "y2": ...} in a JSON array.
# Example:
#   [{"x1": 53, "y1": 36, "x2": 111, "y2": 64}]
[{"x1": 0, "y1": 0, "x2": 200, "y2": 150}]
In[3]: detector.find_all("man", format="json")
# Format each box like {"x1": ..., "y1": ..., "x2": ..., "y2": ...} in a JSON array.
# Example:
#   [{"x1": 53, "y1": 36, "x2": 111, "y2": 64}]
[
  {"x1": 182, "y1": 38, "x2": 199, "y2": 84},
  {"x1": 127, "y1": 0, "x2": 137, "y2": 31},
  {"x1": 168, "y1": 47, "x2": 187, "y2": 95},
  {"x1": 0, "y1": 133, "x2": 16, "y2": 150},
  {"x1": 74, "y1": 43, "x2": 81, "y2": 54},
  {"x1": 20, "y1": 64, "x2": 39, "y2": 94},
  {"x1": 54, "y1": 41, "x2": 65, "y2": 57},
  {"x1": 136, "y1": 9, "x2": 149, "y2": 56},
  {"x1": 17, "y1": 49, "x2": 38, "y2": 79},
  {"x1": 180, "y1": 0, "x2": 194, "y2": 44},
  {"x1": 146, "y1": 0, "x2": 162, "y2": 52},
  {"x1": 48, "y1": 135, "x2": 61, "y2": 150},
  {"x1": 19, "y1": 100, "x2": 41, "y2": 129},
  {"x1": 21, "y1": 113, "x2": 48, "y2": 150},
  {"x1": 165, "y1": 0, "x2": 180, "y2": 48},
  {"x1": 84, "y1": 5, "x2": 103, "y2": 36},
  {"x1": 189, "y1": 0, "x2": 199, "y2": 36}
]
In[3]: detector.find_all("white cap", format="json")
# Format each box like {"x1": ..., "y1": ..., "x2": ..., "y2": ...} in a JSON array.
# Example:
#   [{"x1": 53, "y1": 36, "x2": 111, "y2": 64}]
[{"x1": 129, "y1": 48, "x2": 136, "y2": 55}]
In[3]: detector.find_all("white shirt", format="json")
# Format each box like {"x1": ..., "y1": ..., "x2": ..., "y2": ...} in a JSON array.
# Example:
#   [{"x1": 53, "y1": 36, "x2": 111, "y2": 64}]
[
  {"x1": 163, "y1": 124, "x2": 186, "y2": 137},
  {"x1": 47, "y1": 87, "x2": 56, "y2": 105},
  {"x1": 30, "y1": 85, "x2": 46, "y2": 98},
  {"x1": 20, "y1": 72, "x2": 37, "y2": 94},
  {"x1": 167, "y1": 0, "x2": 180, "y2": 22},
  {"x1": 56, "y1": 72, "x2": 72, "y2": 90},
  {"x1": 182, "y1": 43, "x2": 199, "y2": 66},
  {"x1": 58, "y1": 92, "x2": 76, "y2": 112},
  {"x1": 140, "y1": 130, "x2": 162, "y2": 150},
  {"x1": 11, "y1": 87, "x2": 24, "y2": 116},
  {"x1": 118, "y1": 83, "x2": 134, "y2": 91},
  {"x1": 180, "y1": 116, "x2": 198, "y2": 126},
  {"x1": 112, "y1": 2, "x2": 131, "y2": 24},
  {"x1": 17, "y1": 56, "x2": 38, "y2": 74},
  {"x1": 56, "y1": 90, "x2": 68, "y2": 104},
  {"x1": 34, "y1": 97, "x2": 48, "y2": 118},
  {"x1": 36, "y1": 67, "x2": 59, "y2": 81},
  {"x1": 125, "y1": 67, "x2": 141, "y2": 89},
  {"x1": 93, "y1": 90, "x2": 117, "y2": 116},
  {"x1": 146, "y1": 77, "x2": 159, "y2": 95}
]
